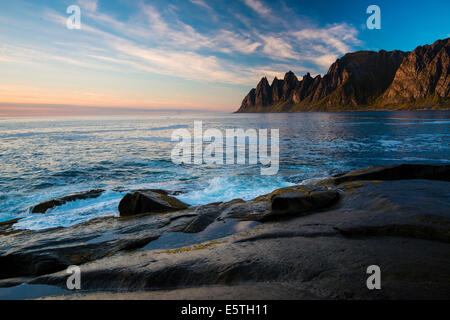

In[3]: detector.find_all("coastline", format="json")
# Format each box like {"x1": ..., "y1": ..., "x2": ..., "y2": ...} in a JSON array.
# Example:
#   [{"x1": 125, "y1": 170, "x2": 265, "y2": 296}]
[
  {"x1": 234, "y1": 107, "x2": 450, "y2": 113},
  {"x1": 1, "y1": 164, "x2": 449, "y2": 300}
]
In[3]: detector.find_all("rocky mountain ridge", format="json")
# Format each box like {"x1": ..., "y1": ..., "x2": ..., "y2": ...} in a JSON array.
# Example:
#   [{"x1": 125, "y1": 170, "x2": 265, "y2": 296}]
[{"x1": 236, "y1": 38, "x2": 449, "y2": 112}]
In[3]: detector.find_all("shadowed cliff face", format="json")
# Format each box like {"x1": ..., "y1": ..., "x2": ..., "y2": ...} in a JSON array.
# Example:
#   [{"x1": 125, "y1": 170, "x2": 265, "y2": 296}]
[
  {"x1": 236, "y1": 38, "x2": 449, "y2": 112},
  {"x1": 379, "y1": 38, "x2": 450, "y2": 106}
]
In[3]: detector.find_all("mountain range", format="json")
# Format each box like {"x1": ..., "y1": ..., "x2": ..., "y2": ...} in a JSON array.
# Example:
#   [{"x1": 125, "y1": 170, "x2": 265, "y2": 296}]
[{"x1": 236, "y1": 38, "x2": 449, "y2": 112}]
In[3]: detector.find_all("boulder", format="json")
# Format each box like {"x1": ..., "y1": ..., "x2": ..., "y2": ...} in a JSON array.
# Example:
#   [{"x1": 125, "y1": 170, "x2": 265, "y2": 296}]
[
  {"x1": 221, "y1": 188, "x2": 341, "y2": 222},
  {"x1": 183, "y1": 199, "x2": 245, "y2": 233},
  {"x1": 31, "y1": 189, "x2": 105, "y2": 213},
  {"x1": 0, "y1": 218, "x2": 22, "y2": 236},
  {"x1": 183, "y1": 202, "x2": 223, "y2": 233},
  {"x1": 118, "y1": 190, "x2": 189, "y2": 217},
  {"x1": 271, "y1": 190, "x2": 340, "y2": 217}
]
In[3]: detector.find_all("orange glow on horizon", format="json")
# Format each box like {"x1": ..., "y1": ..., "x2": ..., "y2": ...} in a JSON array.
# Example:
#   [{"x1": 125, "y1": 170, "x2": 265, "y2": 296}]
[{"x1": 0, "y1": 84, "x2": 233, "y2": 116}]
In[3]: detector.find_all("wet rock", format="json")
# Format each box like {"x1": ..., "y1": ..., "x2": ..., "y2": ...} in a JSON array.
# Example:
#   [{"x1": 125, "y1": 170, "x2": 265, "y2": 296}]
[
  {"x1": 0, "y1": 218, "x2": 23, "y2": 236},
  {"x1": 183, "y1": 200, "x2": 245, "y2": 233},
  {"x1": 183, "y1": 202, "x2": 223, "y2": 233},
  {"x1": 334, "y1": 224, "x2": 450, "y2": 243},
  {"x1": 222, "y1": 201, "x2": 271, "y2": 221},
  {"x1": 31, "y1": 189, "x2": 105, "y2": 213},
  {"x1": 0, "y1": 210, "x2": 197, "y2": 279},
  {"x1": 31, "y1": 173, "x2": 450, "y2": 299},
  {"x1": 169, "y1": 190, "x2": 186, "y2": 196},
  {"x1": 113, "y1": 188, "x2": 185, "y2": 196},
  {"x1": 271, "y1": 190, "x2": 340, "y2": 216},
  {"x1": 224, "y1": 186, "x2": 340, "y2": 222},
  {"x1": 118, "y1": 190, "x2": 189, "y2": 217},
  {"x1": 2, "y1": 164, "x2": 450, "y2": 299},
  {"x1": 319, "y1": 164, "x2": 450, "y2": 186}
]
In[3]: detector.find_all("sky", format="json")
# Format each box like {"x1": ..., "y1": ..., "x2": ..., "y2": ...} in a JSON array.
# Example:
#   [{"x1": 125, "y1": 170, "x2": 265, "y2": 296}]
[{"x1": 0, "y1": 0, "x2": 449, "y2": 116}]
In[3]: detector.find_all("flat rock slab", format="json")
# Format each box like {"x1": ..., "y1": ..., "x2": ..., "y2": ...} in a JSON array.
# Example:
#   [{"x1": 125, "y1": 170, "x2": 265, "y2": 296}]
[
  {"x1": 1, "y1": 164, "x2": 449, "y2": 299},
  {"x1": 326, "y1": 164, "x2": 450, "y2": 186},
  {"x1": 0, "y1": 210, "x2": 198, "y2": 280},
  {"x1": 36, "y1": 235, "x2": 450, "y2": 300},
  {"x1": 271, "y1": 190, "x2": 340, "y2": 217},
  {"x1": 33, "y1": 177, "x2": 450, "y2": 299},
  {"x1": 224, "y1": 186, "x2": 339, "y2": 221}
]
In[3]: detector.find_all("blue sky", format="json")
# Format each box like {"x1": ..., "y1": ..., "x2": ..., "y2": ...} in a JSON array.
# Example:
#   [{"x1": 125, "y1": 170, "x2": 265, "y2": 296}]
[{"x1": 0, "y1": 0, "x2": 448, "y2": 115}]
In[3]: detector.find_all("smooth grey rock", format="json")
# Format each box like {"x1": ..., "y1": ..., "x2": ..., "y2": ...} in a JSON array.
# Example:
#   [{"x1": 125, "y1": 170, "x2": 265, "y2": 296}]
[
  {"x1": 271, "y1": 190, "x2": 340, "y2": 217},
  {"x1": 328, "y1": 164, "x2": 450, "y2": 185},
  {"x1": 1, "y1": 164, "x2": 449, "y2": 300},
  {"x1": 33, "y1": 178, "x2": 450, "y2": 299},
  {"x1": 31, "y1": 189, "x2": 105, "y2": 213},
  {"x1": 0, "y1": 211, "x2": 197, "y2": 279},
  {"x1": 118, "y1": 190, "x2": 189, "y2": 217}
]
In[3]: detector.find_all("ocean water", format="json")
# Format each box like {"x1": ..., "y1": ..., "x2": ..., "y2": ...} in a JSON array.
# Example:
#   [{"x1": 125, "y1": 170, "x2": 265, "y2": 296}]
[{"x1": 0, "y1": 111, "x2": 449, "y2": 231}]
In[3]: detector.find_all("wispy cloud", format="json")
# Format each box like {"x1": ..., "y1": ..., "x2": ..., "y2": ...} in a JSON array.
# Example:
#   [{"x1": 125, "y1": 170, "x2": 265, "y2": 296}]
[
  {"x1": 77, "y1": 0, "x2": 98, "y2": 12},
  {"x1": 0, "y1": 0, "x2": 363, "y2": 111},
  {"x1": 67, "y1": 3, "x2": 358, "y2": 81},
  {"x1": 20, "y1": 1, "x2": 360, "y2": 85},
  {"x1": 243, "y1": 0, "x2": 271, "y2": 16},
  {"x1": 189, "y1": 0, "x2": 212, "y2": 10},
  {"x1": 290, "y1": 23, "x2": 361, "y2": 68},
  {"x1": 292, "y1": 24, "x2": 360, "y2": 55},
  {"x1": 258, "y1": 34, "x2": 298, "y2": 60},
  {"x1": 8, "y1": 2, "x2": 362, "y2": 83}
]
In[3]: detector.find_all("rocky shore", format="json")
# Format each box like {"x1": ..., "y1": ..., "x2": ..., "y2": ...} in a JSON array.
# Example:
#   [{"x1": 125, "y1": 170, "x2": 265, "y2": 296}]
[{"x1": 0, "y1": 164, "x2": 449, "y2": 299}]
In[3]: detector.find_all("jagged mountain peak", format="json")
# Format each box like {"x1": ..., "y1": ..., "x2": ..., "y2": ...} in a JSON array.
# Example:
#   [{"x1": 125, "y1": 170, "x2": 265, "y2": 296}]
[
  {"x1": 303, "y1": 72, "x2": 312, "y2": 80},
  {"x1": 236, "y1": 38, "x2": 449, "y2": 112},
  {"x1": 284, "y1": 71, "x2": 298, "y2": 81},
  {"x1": 256, "y1": 76, "x2": 270, "y2": 87}
]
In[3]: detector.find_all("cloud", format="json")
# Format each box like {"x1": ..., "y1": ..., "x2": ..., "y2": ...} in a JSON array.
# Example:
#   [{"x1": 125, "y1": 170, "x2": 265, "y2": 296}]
[
  {"x1": 292, "y1": 24, "x2": 360, "y2": 55},
  {"x1": 258, "y1": 34, "x2": 298, "y2": 60},
  {"x1": 77, "y1": 0, "x2": 98, "y2": 12},
  {"x1": 126, "y1": 4, "x2": 261, "y2": 55},
  {"x1": 311, "y1": 54, "x2": 338, "y2": 68},
  {"x1": 243, "y1": 0, "x2": 271, "y2": 16},
  {"x1": 189, "y1": 0, "x2": 212, "y2": 10},
  {"x1": 2, "y1": 1, "x2": 362, "y2": 89},
  {"x1": 33, "y1": 11, "x2": 262, "y2": 85},
  {"x1": 214, "y1": 30, "x2": 262, "y2": 54},
  {"x1": 42, "y1": 3, "x2": 360, "y2": 83}
]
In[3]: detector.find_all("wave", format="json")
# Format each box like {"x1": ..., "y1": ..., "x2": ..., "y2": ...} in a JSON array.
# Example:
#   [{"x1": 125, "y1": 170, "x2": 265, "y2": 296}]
[
  {"x1": 177, "y1": 175, "x2": 294, "y2": 206},
  {"x1": 149, "y1": 125, "x2": 189, "y2": 131},
  {"x1": 13, "y1": 190, "x2": 124, "y2": 231}
]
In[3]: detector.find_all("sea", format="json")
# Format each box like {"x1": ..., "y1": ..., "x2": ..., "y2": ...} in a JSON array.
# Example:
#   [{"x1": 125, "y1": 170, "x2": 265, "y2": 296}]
[{"x1": 0, "y1": 111, "x2": 449, "y2": 231}]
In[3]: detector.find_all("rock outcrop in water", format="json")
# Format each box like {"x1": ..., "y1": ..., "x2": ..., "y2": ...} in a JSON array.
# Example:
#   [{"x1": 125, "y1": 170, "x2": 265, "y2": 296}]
[
  {"x1": 0, "y1": 164, "x2": 449, "y2": 299},
  {"x1": 31, "y1": 189, "x2": 105, "y2": 213},
  {"x1": 118, "y1": 189, "x2": 189, "y2": 217},
  {"x1": 236, "y1": 38, "x2": 449, "y2": 112}
]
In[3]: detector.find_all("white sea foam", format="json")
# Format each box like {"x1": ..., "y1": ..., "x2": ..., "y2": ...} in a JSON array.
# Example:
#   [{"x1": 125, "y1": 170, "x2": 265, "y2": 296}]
[
  {"x1": 1, "y1": 112, "x2": 448, "y2": 231},
  {"x1": 11, "y1": 176, "x2": 292, "y2": 230},
  {"x1": 13, "y1": 190, "x2": 123, "y2": 231},
  {"x1": 177, "y1": 175, "x2": 294, "y2": 206}
]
